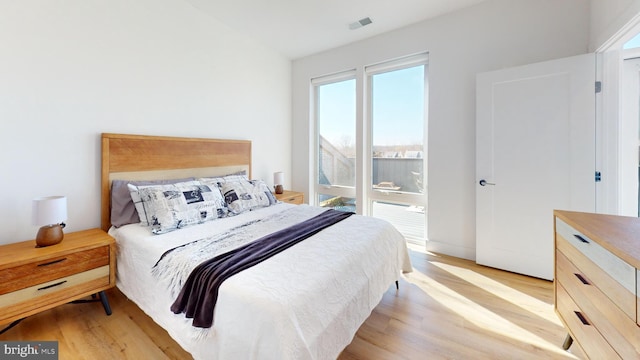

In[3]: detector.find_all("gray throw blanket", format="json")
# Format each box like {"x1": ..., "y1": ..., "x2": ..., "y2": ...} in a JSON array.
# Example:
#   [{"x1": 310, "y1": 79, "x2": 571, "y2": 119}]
[{"x1": 170, "y1": 209, "x2": 354, "y2": 328}]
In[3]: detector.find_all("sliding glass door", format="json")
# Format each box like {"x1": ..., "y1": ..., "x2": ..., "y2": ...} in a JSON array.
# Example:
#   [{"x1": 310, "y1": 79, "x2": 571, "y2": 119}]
[{"x1": 312, "y1": 54, "x2": 428, "y2": 244}]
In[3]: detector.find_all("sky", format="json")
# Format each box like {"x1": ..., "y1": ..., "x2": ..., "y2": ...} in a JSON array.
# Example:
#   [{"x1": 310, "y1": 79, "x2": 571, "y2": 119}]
[
  {"x1": 624, "y1": 32, "x2": 640, "y2": 49},
  {"x1": 318, "y1": 65, "x2": 425, "y2": 148}
]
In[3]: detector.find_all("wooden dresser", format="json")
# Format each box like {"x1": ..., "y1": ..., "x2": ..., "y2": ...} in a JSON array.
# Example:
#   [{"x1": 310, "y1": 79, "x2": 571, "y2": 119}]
[
  {"x1": 0, "y1": 228, "x2": 116, "y2": 325},
  {"x1": 554, "y1": 210, "x2": 640, "y2": 358}
]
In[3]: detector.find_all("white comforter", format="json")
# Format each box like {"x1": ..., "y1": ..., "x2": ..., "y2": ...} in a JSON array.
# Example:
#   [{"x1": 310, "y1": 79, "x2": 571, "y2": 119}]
[{"x1": 110, "y1": 203, "x2": 412, "y2": 360}]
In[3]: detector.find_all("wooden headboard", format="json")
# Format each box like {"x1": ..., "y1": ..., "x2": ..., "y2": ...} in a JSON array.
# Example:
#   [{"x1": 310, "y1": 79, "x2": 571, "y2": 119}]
[{"x1": 101, "y1": 133, "x2": 252, "y2": 231}]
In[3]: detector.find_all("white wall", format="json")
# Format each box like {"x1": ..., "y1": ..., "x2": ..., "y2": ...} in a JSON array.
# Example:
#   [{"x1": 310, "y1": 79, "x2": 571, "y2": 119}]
[
  {"x1": 0, "y1": 0, "x2": 291, "y2": 245},
  {"x1": 590, "y1": 0, "x2": 640, "y2": 50},
  {"x1": 292, "y1": 0, "x2": 590, "y2": 260}
]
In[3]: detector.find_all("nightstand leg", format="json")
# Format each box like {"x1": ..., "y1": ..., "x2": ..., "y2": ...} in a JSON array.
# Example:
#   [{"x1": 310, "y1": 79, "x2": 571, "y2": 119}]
[
  {"x1": 98, "y1": 291, "x2": 112, "y2": 316},
  {"x1": 0, "y1": 318, "x2": 24, "y2": 335},
  {"x1": 562, "y1": 333, "x2": 573, "y2": 350}
]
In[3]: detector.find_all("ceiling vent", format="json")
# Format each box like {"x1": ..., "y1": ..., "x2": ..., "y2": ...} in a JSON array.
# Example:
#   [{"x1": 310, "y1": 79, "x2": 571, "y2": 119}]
[{"x1": 349, "y1": 17, "x2": 373, "y2": 30}]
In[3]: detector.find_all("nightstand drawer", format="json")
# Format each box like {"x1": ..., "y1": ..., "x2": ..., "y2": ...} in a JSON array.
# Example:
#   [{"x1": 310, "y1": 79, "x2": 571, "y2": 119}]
[
  {"x1": 0, "y1": 228, "x2": 115, "y2": 325},
  {"x1": 0, "y1": 265, "x2": 110, "y2": 320},
  {"x1": 275, "y1": 190, "x2": 304, "y2": 205},
  {"x1": 279, "y1": 194, "x2": 303, "y2": 204},
  {"x1": 0, "y1": 245, "x2": 110, "y2": 295}
]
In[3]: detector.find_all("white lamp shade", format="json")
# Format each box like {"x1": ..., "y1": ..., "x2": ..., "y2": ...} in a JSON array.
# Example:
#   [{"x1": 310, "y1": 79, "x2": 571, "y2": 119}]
[
  {"x1": 32, "y1": 196, "x2": 67, "y2": 226},
  {"x1": 274, "y1": 171, "x2": 284, "y2": 186}
]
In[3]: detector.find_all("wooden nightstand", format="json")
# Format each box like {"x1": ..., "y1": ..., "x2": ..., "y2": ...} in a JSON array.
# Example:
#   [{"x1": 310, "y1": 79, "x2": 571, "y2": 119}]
[
  {"x1": 0, "y1": 228, "x2": 116, "y2": 326},
  {"x1": 274, "y1": 190, "x2": 304, "y2": 205}
]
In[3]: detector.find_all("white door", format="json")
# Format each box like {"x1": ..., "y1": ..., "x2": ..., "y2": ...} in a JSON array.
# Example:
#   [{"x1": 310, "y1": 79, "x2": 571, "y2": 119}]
[{"x1": 476, "y1": 54, "x2": 596, "y2": 280}]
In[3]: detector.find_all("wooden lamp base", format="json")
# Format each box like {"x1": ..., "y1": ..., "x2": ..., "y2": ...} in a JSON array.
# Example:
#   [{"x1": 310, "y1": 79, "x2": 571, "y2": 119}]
[
  {"x1": 36, "y1": 224, "x2": 65, "y2": 247},
  {"x1": 274, "y1": 184, "x2": 284, "y2": 194}
]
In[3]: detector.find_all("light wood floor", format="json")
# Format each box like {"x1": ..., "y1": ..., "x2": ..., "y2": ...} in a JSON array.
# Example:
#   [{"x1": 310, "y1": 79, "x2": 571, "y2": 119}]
[{"x1": 1, "y1": 245, "x2": 585, "y2": 359}]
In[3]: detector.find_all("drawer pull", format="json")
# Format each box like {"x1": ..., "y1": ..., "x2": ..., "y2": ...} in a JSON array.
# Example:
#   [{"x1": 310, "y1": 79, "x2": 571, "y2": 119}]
[
  {"x1": 37, "y1": 280, "x2": 67, "y2": 291},
  {"x1": 573, "y1": 234, "x2": 589, "y2": 244},
  {"x1": 574, "y1": 311, "x2": 590, "y2": 326},
  {"x1": 37, "y1": 258, "x2": 67, "y2": 267},
  {"x1": 574, "y1": 273, "x2": 589, "y2": 285}
]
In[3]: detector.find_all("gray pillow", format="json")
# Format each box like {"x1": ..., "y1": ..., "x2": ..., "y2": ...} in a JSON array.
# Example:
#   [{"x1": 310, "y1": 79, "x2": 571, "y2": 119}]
[{"x1": 110, "y1": 177, "x2": 194, "y2": 228}]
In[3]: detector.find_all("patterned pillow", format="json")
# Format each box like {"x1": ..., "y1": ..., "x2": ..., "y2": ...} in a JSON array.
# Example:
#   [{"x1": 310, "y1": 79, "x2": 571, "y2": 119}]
[
  {"x1": 111, "y1": 177, "x2": 194, "y2": 228},
  {"x1": 128, "y1": 181, "x2": 201, "y2": 226},
  {"x1": 221, "y1": 179, "x2": 277, "y2": 214},
  {"x1": 128, "y1": 181, "x2": 227, "y2": 234}
]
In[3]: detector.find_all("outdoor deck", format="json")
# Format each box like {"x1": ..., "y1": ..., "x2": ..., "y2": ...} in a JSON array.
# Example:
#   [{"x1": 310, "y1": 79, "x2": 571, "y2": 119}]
[{"x1": 321, "y1": 198, "x2": 426, "y2": 245}]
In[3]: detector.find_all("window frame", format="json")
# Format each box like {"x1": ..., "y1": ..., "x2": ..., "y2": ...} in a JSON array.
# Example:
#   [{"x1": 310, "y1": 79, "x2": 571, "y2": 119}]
[
  {"x1": 364, "y1": 53, "x2": 429, "y2": 215},
  {"x1": 311, "y1": 69, "x2": 357, "y2": 205}
]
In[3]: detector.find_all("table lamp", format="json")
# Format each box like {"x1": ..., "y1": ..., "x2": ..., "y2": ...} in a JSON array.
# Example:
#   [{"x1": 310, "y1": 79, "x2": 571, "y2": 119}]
[
  {"x1": 274, "y1": 171, "x2": 284, "y2": 194},
  {"x1": 32, "y1": 196, "x2": 67, "y2": 247}
]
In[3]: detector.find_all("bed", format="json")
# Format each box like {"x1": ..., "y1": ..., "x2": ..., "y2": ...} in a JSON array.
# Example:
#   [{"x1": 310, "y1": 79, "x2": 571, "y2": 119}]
[{"x1": 101, "y1": 133, "x2": 412, "y2": 360}]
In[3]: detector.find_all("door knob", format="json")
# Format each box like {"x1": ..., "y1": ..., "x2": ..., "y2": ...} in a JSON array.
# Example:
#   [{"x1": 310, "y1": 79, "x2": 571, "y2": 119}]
[{"x1": 479, "y1": 179, "x2": 495, "y2": 186}]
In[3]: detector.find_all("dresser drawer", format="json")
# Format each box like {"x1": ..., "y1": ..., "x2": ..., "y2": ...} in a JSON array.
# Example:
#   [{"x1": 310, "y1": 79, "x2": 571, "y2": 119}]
[
  {"x1": 0, "y1": 265, "x2": 110, "y2": 321},
  {"x1": 0, "y1": 245, "x2": 109, "y2": 295},
  {"x1": 557, "y1": 250, "x2": 640, "y2": 358},
  {"x1": 556, "y1": 233, "x2": 635, "y2": 319},
  {"x1": 555, "y1": 218, "x2": 635, "y2": 295},
  {"x1": 556, "y1": 283, "x2": 621, "y2": 359}
]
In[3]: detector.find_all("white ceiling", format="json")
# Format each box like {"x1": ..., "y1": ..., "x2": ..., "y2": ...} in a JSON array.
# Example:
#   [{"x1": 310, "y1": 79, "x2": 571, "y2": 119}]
[{"x1": 185, "y1": 0, "x2": 489, "y2": 59}]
